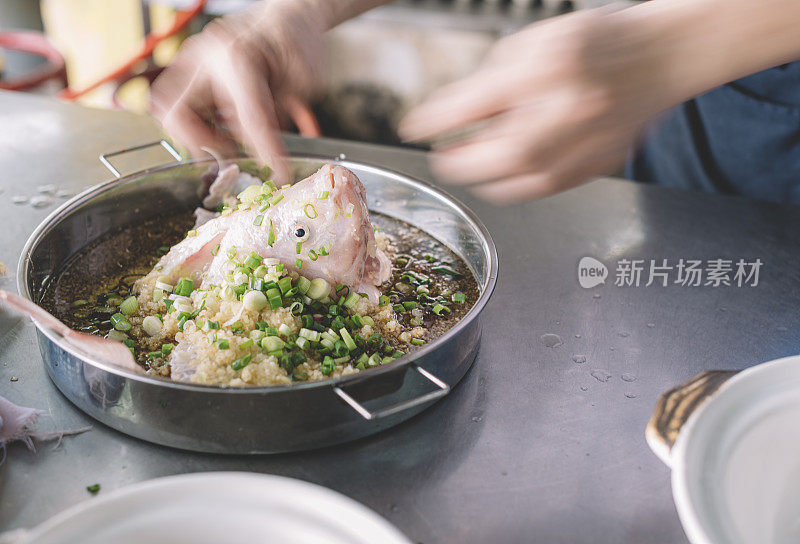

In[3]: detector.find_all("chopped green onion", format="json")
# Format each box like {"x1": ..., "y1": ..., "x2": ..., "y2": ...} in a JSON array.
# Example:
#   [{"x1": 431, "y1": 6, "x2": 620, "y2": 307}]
[
  {"x1": 142, "y1": 315, "x2": 162, "y2": 336},
  {"x1": 295, "y1": 258, "x2": 303, "y2": 269},
  {"x1": 260, "y1": 336, "x2": 285, "y2": 352},
  {"x1": 266, "y1": 287, "x2": 282, "y2": 309},
  {"x1": 231, "y1": 321, "x2": 245, "y2": 334},
  {"x1": 239, "y1": 339, "x2": 254, "y2": 350},
  {"x1": 293, "y1": 372, "x2": 309, "y2": 381},
  {"x1": 245, "y1": 253, "x2": 262, "y2": 269},
  {"x1": 268, "y1": 220, "x2": 275, "y2": 247},
  {"x1": 147, "y1": 350, "x2": 162, "y2": 360},
  {"x1": 232, "y1": 353, "x2": 251, "y2": 371},
  {"x1": 317, "y1": 246, "x2": 329, "y2": 256},
  {"x1": 378, "y1": 295, "x2": 389, "y2": 307},
  {"x1": 72, "y1": 299, "x2": 88, "y2": 308},
  {"x1": 243, "y1": 290, "x2": 268, "y2": 312},
  {"x1": 152, "y1": 289, "x2": 165, "y2": 303},
  {"x1": 227, "y1": 247, "x2": 238, "y2": 260},
  {"x1": 119, "y1": 296, "x2": 138, "y2": 315},
  {"x1": 332, "y1": 340, "x2": 349, "y2": 357},
  {"x1": 321, "y1": 355, "x2": 335, "y2": 375},
  {"x1": 402, "y1": 301, "x2": 418, "y2": 310},
  {"x1": 270, "y1": 194, "x2": 284, "y2": 206},
  {"x1": 340, "y1": 328, "x2": 357, "y2": 351},
  {"x1": 367, "y1": 353, "x2": 382, "y2": 367},
  {"x1": 289, "y1": 301, "x2": 304, "y2": 315},
  {"x1": 393, "y1": 304, "x2": 405, "y2": 314},
  {"x1": 217, "y1": 339, "x2": 230, "y2": 350},
  {"x1": 345, "y1": 203, "x2": 354, "y2": 217},
  {"x1": 174, "y1": 278, "x2": 194, "y2": 297},
  {"x1": 157, "y1": 246, "x2": 170, "y2": 255},
  {"x1": 186, "y1": 229, "x2": 197, "y2": 237},
  {"x1": 295, "y1": 241, "x2": 303, "y2": 255},
  {"x1": 253, "y1": 214, "x2": 264, "y2": 226},
  {"x1": 452, "y1": 292, "x2": 466, "y2": 304},
  {"x1": 155, "y1": 279, "x2": 173, "y2": 293},
  {"x1": 207, "y1": 320, "x2": 220, "y2": 330},
  {"x1": 278, "y1": 277, "x2": 292, "y2": 294},
  {"x1": 296, "y1": 276, "x2": 311, "y2": 295},
  {"x1": 307, "y1": 278, "x2": 330, "y2": 300},
  {"x1": 411, "y1": 338, "x2": 425, "y2": 346},
  {"x1": 110, "y1": 313, "x2": 131, "y2": 331},
  {"x1": 432, "y1": 303, "x2": 450, "y2": 315},
  {"x1": 304, "y1": 203, "x2": 318, "y2": 219},
  {"x1": 431, "y1": 265, "x2": 462, "y2": 277},
  {"x1": 295, "y1": 336, "x2": 310, "y2": 350},
  {"x1": 299, "y1": 328, "x2": 320, "y2": 342},
  {"x1": 317, "y1": 190, "x2": 329, "y2": 199},
  {"x1": 211, "y1": 243, "x2": 220, "y2": 256},
  {"x1": 278, "y1": 323, "x2": 293, "y2": 337},
  {"x1": 343, "y1": 292, "x2": 360, "y2": 309}
]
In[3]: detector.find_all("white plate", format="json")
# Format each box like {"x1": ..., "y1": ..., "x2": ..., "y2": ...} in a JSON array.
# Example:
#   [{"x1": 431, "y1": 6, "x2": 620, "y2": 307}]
[
  {"x1": 665, "y1": 355, "x2": 800, "y2": 544},
  {"x1": 14, "y1": 472, "x2": 411, "y2": 544}
]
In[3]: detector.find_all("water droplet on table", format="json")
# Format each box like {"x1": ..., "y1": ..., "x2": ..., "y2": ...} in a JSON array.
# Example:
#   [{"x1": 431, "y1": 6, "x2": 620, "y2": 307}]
[
  {"x1": 572, "y1": 354, "x2": 586, "y2": 364},
  {"x1": 338, "y1": 153, "x2": 346, "y2": 160},
  {"x1": 646, "y1": 323, "x2": 655, "y2": 328},
  {"x1": 625, "y1": 393, "x2": 638, "y2": 399},
  {"x1": 574, "y1": 334, "x2": 581, "y2": 338},
  {"x1": 56, "y1": 189, "x2": 72, "y2": 198},
  {"x1": 471, "y1": 416, "x2": 482, "y2": 422},
  {"x1": 609, "y1": 347, "x2": 616, "y2": 351},
  {"x1": 618, "y1": 332, "x2": 629, "y2": 337},
  {"x1": 36, "y1": 184, "x2": 56, "y2": 194},
  {"x1": 30, "y1": 196, "x2": 52, "y2": 208},
  {"x1": 593, "y1": 294, "x2": 601, "y2": 299},
  {"x1": 540, "y1": 333, "x2": 563, "y2": 348},
  {"x1": 621, "y1": 373, "x2": 637, "y2": 382},
  {"x1": 12, "y1": 195, "x2": 29, "y2": 205},
  {"x1": 579, "y1": 385, "x2": 588, "y2": 392},
  {"x1": 590, "y1": 369, "x2": 611, "y2": 383}
]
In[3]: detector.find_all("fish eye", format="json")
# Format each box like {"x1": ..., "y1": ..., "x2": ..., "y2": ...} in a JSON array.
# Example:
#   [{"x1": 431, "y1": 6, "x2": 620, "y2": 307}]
[{"x1": 293, "y1": 224, "x2": 310, "y2": 242}]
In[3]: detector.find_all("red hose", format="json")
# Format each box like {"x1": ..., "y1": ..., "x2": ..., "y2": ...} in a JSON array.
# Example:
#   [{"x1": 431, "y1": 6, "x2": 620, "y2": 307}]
[{"x1": 0, "y1": 31, "x2": 67, "y2": 91}]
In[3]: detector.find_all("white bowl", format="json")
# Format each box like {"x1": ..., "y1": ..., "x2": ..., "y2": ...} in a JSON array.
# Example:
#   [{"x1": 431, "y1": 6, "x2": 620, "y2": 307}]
[
  {"x1": 9, "y1": 472, "x2": 411, "y2": 544},
  {"x1": 648, "y1": 355, "x2": 800, "y2": 544}
]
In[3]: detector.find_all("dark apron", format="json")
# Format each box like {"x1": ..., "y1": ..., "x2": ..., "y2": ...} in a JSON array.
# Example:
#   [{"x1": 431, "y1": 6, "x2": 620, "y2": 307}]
[{"x1": 626, "y1": 62, "x2": 800, "y2": 203}]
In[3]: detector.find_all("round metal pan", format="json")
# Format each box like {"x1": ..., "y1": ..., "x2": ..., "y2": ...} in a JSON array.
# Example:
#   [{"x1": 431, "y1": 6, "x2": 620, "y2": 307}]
[{"x1": 17, "y1": 143, "x2": 498, "y2": 454}]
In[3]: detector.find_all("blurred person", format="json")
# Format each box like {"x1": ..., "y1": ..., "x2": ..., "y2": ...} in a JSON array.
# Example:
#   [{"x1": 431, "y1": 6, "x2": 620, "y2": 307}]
[{"x1": 150, "y1": 0, "x2": 800, "y2": 204}]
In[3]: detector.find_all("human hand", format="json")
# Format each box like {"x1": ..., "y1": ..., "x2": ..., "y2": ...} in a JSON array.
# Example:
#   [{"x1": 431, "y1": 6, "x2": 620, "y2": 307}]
[
  {"x1": 150, "y1": 0, "x2": 327, "y2": 183},
  {"x1": 399, "y1": 8, "x2": 680, "y2": 204}
]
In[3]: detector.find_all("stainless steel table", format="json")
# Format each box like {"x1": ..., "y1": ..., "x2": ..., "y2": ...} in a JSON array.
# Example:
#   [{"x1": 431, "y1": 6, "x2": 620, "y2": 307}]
[{"x1": 2, "y1": 90, "x2": 799, "y2": 543}]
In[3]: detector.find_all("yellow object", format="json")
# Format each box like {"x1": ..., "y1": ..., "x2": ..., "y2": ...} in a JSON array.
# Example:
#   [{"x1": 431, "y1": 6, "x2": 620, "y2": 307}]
[{"x1": 40, "y1": 0, "x2": 188, "y2": 110}]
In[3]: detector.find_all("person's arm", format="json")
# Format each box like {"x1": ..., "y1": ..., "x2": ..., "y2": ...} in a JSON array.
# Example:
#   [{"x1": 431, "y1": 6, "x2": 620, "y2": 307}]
[
  {"x1": 150, "y1": 0, "x2": 392, "y2": 183},
  {"x1": 399, "y1": 0, "x2": 800, "y2": 204}
]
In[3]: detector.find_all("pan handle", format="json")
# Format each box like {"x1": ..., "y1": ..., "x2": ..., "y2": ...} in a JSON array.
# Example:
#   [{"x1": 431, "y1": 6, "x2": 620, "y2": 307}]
[
  {"x1": 333, "y1": 363, "x2": 450, "y2": 420},
  {"x1": 99, "y1": 139, "x2": 182, "y2": 178},
  {"x1": 645, "y1": 369, "x2": 738, "y2": 467}
]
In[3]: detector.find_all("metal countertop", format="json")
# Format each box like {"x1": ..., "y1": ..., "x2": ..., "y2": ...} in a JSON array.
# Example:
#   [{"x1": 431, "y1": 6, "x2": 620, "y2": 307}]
[{"x1": 2, "y1": 90, "x2": 800, "y2": 543}]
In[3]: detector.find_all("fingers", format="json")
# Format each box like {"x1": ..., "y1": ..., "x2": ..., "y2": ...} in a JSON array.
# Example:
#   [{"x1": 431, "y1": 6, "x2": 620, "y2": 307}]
[
  {"x1": 219, "y1": 65, "x2": 291, "y2": 185},
  {"x1": 466, "y1": 133, "x2": 629, "y2": 205},
  {"x1": 399, "y1": 67, "x2": 520, "y2": 142}
]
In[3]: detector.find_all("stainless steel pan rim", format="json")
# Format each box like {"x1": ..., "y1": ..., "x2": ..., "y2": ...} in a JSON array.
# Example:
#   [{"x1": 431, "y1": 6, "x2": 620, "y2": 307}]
[{"x1": 17, "y1": 153, "x2": 498, "y2": 397}]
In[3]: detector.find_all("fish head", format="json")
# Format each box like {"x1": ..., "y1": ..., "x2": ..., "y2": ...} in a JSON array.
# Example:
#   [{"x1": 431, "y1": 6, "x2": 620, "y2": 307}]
[{"x1": 271, "y1": 164, "x2": 387, "y2": 289}]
